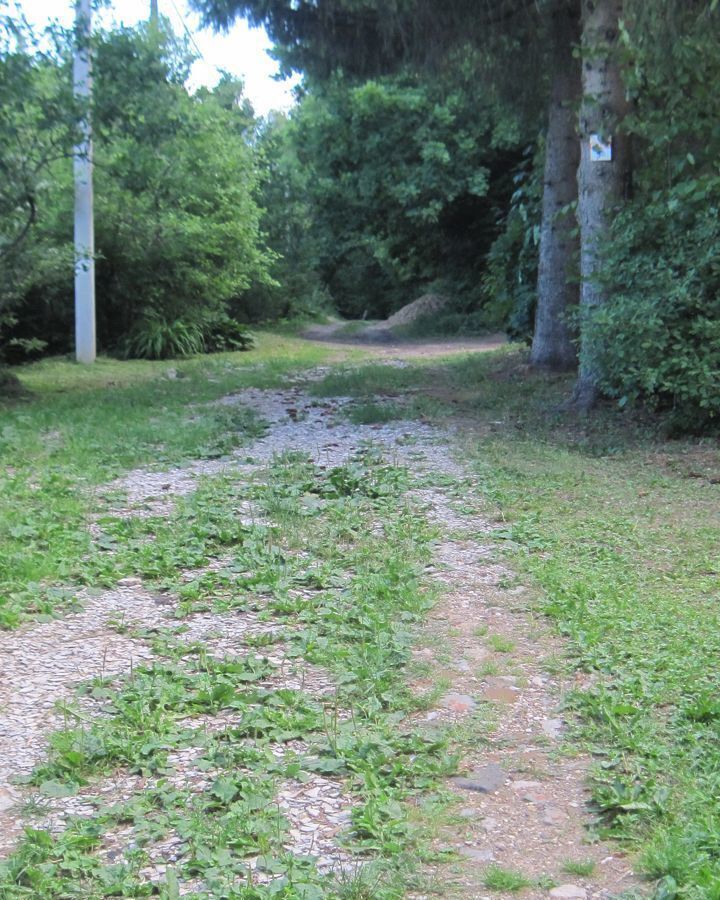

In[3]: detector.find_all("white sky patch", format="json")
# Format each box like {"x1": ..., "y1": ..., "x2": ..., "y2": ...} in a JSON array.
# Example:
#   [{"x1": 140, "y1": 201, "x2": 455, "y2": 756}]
[{"x1": 14, "y1": 0, "x2": 300, "y2": 116}]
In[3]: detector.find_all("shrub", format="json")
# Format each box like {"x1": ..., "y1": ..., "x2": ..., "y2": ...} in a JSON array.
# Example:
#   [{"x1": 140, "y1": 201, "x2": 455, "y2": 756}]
[
  {"x1": 2, "y1": 25, "x2": 271, "y2": 359},
  {"x1": 589, "y1": 182, "x2": 720, "y2": 430},
  {"x1": 203, "y1": 316, "x2": 254, "y2": 353}
]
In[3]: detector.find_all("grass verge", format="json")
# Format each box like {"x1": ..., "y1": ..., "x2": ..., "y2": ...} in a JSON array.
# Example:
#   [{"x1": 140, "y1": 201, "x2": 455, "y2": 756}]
[
  {"x1": 0, "y1": 336, "x2": 332, "y2": 627},
  {"x1": 310, "y1": 345, "x2": 720, "y2": 896},
  {"x1": 0, "y1": 448, "x2": 458, "y2": 898}
]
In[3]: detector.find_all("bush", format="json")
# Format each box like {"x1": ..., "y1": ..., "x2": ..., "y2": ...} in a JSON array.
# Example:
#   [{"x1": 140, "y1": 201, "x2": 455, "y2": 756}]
[
  {"x1": 203, "y1": 316, "x2": 254, "y2": 353},
  {"x1": 589, "y1": 4, "x2": 720, "y2": 431},
  {"x1": 1, "y1": 25, "x2": 272, "y2": 359},
  {"x1": 589, "y1": 180, "x2": 720, "y2": 430}
]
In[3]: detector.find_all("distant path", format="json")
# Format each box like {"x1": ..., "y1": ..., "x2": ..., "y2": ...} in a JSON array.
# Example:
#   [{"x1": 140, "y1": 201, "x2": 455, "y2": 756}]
[{"x1": 301, "y1": 319, "x2": 507, "y2": 359}]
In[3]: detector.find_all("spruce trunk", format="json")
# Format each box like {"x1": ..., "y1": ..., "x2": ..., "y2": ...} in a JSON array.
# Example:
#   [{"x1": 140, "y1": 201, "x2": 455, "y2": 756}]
[
  {"x1": 531, "y1": 0, "x2": 581, "y2": 371},
  {"x1": 573, "y1": 0, "x2": 630, "y2": 408}
]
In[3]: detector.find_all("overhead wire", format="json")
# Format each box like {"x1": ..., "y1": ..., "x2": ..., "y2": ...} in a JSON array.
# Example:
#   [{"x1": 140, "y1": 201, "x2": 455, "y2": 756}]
[{"x1": 166, "y1": 0, "x2": 205, "y2": 60}]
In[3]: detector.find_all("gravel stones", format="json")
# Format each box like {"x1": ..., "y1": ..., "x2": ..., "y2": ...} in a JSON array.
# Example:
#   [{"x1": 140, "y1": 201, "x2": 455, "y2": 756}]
[
  {"x1": 439, "y1": 692, "x2": 477, "y2": 714},
  {"x1": 276, "y1": 775, "x2": 356, "y2": 869},
  {"x1": 451, "y1": 764, "x2": 505, "y2": 794},
  {"x1": 542, "y1": 717, "x2": 564, "y2": 740},
  {"x1": 0, "y1": 375, "x2": 638, "y2": 896},
  {"x1": 550, "y1": 885, "x2": 588, "y2": 899}
]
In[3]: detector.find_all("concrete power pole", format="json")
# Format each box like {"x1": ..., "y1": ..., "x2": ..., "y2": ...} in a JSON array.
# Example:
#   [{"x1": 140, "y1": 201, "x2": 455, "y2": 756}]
[{"x1": 73, "y1": 0, "x2": 96, "y2": 364}]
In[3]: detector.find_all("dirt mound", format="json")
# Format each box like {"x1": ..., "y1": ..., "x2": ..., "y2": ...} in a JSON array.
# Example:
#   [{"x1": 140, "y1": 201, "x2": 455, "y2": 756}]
[{"x1": 386, "y1": 293, "x2": 450, "y2": 328}]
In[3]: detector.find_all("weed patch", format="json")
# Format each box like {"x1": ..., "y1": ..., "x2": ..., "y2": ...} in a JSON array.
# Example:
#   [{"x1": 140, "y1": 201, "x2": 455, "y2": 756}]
[{"x1": 0, "y1": 447, "x2": 457, "y2": 897}]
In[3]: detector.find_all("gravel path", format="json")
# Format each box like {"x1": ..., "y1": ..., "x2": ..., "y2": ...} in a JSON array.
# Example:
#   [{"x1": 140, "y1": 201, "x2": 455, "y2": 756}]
[
  {"x1": 302, "y1": 320, "x2": 508, "y2": 358},
  {"x1": 0, "y1": 368, "x2": 640, "y2": 896}
]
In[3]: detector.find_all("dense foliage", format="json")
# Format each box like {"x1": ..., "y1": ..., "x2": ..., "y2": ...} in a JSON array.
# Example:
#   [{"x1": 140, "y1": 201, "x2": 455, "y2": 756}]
[
  {"x1": 587, "y1": 3, "x2": 720, "y2": 427},
  {"x1": 1, "y1": 20, "x2": 269, "y2": 360},
  {"x1": 0, "y1": 15, "x2": 75, "y2": 359},
  {"x1": 260, "y1": 67, "x2": 528, "y2": 320},
  {"x1": 3, "y1": 0, "x2": 720, "y2": 428}
]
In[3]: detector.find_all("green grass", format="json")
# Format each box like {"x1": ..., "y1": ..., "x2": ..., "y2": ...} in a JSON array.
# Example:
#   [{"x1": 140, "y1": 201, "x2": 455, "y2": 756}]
[
  {"x1": 562, "y1": 859, "x2": 596, "y2": 877},
  {"x1": 310, "y1": 345, "x2": 720, "y2": 894},
  {"x1": 482, "y1": 865, "x2": 532, "y2": 892},
  {"x1": 462, "y1": 432, "x2": 720, "y2": 895},
  {"x1": 0, "y1": 336, "x2": 332, "y2": 627},
  {"x1": 5, "y1": 337, "x2": 720, "y2": 895},
  {"x1": 487, "y1": 634, "x2": 515, "y2": 653},
  {"x1": 308, "y1": 363, "x2": 427, "y2": 399},
  {"x1": 346, "y1": 400, "x2": 406, "y2": 424}
]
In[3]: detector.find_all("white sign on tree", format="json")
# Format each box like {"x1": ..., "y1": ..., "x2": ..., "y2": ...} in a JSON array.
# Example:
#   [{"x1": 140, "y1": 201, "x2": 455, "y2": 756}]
[{"x1": 589, "y1": 134, "x2": 613, "y2": 162}]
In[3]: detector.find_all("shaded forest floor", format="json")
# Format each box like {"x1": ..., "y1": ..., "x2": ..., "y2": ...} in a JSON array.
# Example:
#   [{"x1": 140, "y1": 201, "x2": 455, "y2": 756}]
[{"x1": 0, "y1": 331, "x2": 718, "y2": 898}]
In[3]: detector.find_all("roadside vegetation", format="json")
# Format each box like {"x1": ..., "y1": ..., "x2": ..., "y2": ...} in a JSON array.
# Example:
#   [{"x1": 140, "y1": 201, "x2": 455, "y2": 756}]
[
  {"x1": 1, "y1": 341, "x2": 719, "y2": 896},
  {"x1": 308, "y1": 347, "x2": 720, "y2": 897},
  {"x1": 0, "y1": 336, "x2": 332, "y2": 629},
  {"x1": 2, "y1": 2, "x2": 719, "y2": 893}
]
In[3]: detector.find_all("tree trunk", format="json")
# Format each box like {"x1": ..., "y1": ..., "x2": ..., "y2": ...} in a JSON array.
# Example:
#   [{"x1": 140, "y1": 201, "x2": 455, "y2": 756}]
[
  {"x1": 531, "y1": 0, "x2": 581, "y2": 371},
  {"x1": 573, "y1": 0, "x2": 630, "y2": 408}
]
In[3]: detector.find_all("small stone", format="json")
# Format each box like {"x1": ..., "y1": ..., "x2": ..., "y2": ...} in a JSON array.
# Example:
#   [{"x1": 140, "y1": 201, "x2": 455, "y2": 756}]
[
  {"x1": 542, "y1": 805, "x2": 566, "y2": 826},
  {"x1": 511, "y1": 780, "x2": 549, "y2": 803},
  {"x1": 0, "y1": 787, "x2": 18, "y2": 812},
  {"x1": 542, "y1": 717, "x2": 564, "y2": 739},
  {"x1": 451, "y1": 764, "x2": 505, "y2": 794},
  {"x1": 511, "y1": 780, "x2": 543, "y2": 791},
  {"x1": 440, "y1": 692, "x2": 477, "y2": 714},
  {"x1": 549, "y1": 885, "x2": 587, "y2": 899},
  {"x1": 458, "y1": 846, "x2": 495, "y2": 863},
  {"x1": 458, "y1": 807, "x2": 478, "y2": 819},
  {"x1": 481, "y1": 816, "x2": 500, "y2": 832},
  {"x1": 524, "y1": 789, "x2": 550, "y2": 803},
  {"x1": 482, "y1": 685, "x2": 519, "y2": 703}
]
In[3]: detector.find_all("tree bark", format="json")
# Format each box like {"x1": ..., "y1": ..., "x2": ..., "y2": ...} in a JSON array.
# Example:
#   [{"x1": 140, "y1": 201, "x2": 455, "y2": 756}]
[
  {"x1": 531, "y1": 0, "x2": 581, "y2": 371},
  {"x1": 573, "y1": 0, "x2": 630, "y2": 408}
]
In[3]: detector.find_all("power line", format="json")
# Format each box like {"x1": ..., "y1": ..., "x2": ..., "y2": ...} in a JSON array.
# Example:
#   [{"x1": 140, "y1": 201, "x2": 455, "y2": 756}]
[{"x1": 167, "y1": 0, "x2": 204, "y2": 60}]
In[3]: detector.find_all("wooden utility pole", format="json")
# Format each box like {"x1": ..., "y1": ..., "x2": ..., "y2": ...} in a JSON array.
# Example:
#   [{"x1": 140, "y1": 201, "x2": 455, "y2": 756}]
[{"x1": 73, "y1": 0, "x2": 96, "y2": 364}]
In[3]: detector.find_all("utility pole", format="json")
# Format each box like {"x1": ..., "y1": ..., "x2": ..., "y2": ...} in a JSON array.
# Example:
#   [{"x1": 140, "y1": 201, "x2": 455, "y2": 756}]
[
  {"x1": 73, "y1": 0, "x2": 96, "y2": 364},
  {"x1": 150, "y1": 0, "x2": 159, "y2": 25}
]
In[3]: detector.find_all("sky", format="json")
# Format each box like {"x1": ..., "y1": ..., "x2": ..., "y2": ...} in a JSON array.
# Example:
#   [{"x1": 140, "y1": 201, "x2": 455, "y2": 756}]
[{"x1": 15, "y1": 0, "x2": 300, "y2": 115}]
